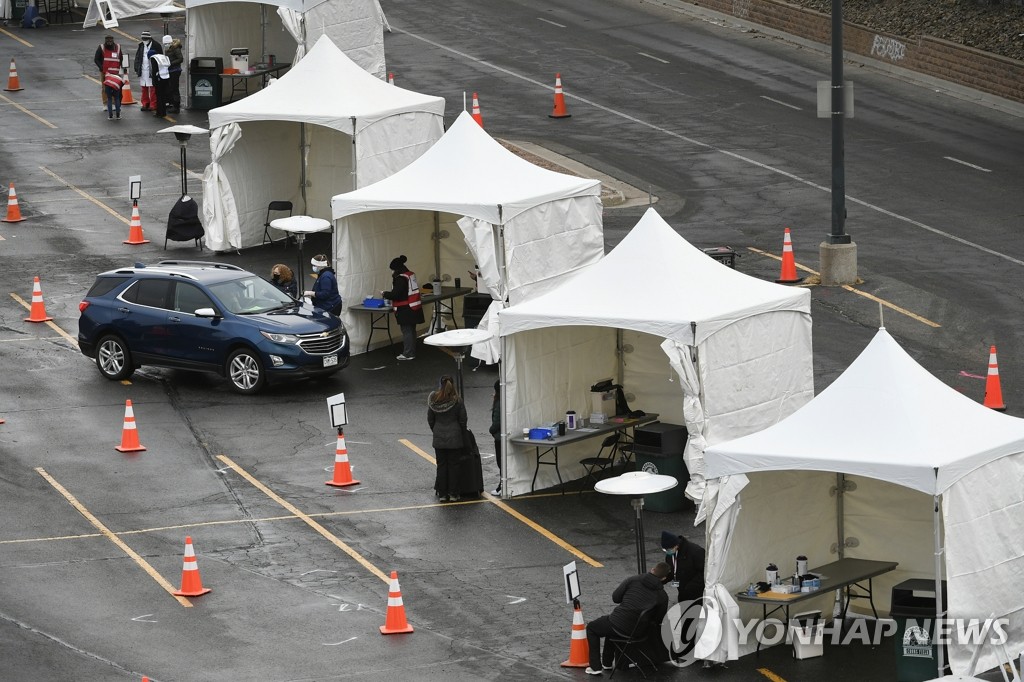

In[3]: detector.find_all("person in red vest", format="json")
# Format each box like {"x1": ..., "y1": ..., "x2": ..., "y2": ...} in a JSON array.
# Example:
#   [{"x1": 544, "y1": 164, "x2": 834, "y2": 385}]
[
  {"x1": 102, "y1": 71, "x2": 123, "y2": 120},
  {"x1": 93, "y1": 35, "x2": 123, "y2": 110},
  {"x1": 382, "y1": 254, "x2": 424, "y2": 360}
]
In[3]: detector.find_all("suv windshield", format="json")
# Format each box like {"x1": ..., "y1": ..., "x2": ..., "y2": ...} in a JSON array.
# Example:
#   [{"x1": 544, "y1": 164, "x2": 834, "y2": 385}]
[{"x1": 209, "y1": 276, "x2": 296, "y2": 315}]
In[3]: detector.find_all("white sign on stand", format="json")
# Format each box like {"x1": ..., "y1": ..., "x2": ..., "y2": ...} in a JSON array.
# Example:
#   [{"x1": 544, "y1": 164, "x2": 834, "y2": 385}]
[
  {"x1": 128, "y1": 175, "x2": 142, "y2": 202},
  {"x1": 326, "y1": 392, "x2": 347, "y2": 428},
  {"x1": 563, "y1": 561, "x2": 580, "y2": 604}
]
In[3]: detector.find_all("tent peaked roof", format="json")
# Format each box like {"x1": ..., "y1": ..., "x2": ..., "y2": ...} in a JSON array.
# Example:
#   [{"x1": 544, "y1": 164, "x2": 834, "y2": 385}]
[
  {"x1": 498, "y1": 207, "x2": 810, "y2": 344},
  {"x1": 705, "y1": 328, "x2": 1024, "y2": 494},
  {"x1": 187, "y1": 0, "x2": 330, "y2": 13},
  {"x1": 330, "y1": 110, "x2": 601, "y2": 224},
  {"x1": 208, "y1": 35, "x2": 444, "y2": 133}
]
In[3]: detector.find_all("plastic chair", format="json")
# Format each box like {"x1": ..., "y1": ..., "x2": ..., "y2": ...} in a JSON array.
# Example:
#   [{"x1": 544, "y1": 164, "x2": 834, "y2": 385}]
[
  {"x1": 263, "y1": 200, "x2": 292, "y2": 246},
  {"x1": 578, "y1": 434, "x2": 620, "y2": 494},
  {"x1": 607, "y1": 606, "x2": 658, "y2": 679}
]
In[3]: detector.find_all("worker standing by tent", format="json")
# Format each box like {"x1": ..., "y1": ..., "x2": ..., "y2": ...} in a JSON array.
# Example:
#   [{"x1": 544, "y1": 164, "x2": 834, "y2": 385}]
[
  {"x1": 134, "y1": 30, "x2": 162, "y2": 112},
  {"x1": 94, "y1": 34, "x2": 122, "y2": 110},
  {"x1": 382, "y1": 255, "x2": 424, "y2": 361}
]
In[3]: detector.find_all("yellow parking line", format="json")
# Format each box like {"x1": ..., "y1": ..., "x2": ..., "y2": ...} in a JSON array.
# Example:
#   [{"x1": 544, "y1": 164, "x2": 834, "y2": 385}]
[
  {"x1": 0, "y1": 27, "x2": 33, "y2": 47},
  {"x1": 40, "y1": 165, "x2": 130, "y2": 224},
  {"x1": 216, "y1": 454, "x2": 391, "y2": 584},
  {"x1": 9, "y1": 292, "x2": 79, "y2": 347},
  {"x1": 757, "y1": 669, "x2": 788, "y2": 682},
  {"x1": 35, "y1": 467, "x2": 192, "y2": 607},
  {"x1": 399, "y1": 438, "x2": 602, "y2": 568},
  {"x1": 747, "y1": 246, "x2": 940, "y2": 328},
  {"x1": 0, "y1": 92, "x2": 56, "y2": 128}
]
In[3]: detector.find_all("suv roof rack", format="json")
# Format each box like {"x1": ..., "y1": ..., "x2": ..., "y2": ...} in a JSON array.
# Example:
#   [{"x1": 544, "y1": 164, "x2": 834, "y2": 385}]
[{"x1": 155, "y1": 260, "x2": 246, "y2": 271}]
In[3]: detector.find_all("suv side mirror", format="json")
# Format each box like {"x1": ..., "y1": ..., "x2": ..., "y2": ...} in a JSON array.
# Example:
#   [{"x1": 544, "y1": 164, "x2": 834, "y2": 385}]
[{"x1": 194, "y1": 307, "x2": 221, "y2": 318}]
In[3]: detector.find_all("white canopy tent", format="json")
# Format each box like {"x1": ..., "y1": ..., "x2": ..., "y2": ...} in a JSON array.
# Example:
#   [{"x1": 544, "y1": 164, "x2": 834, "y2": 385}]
[
  {"x1": 330, "y1": 110, "x2": 605, "y2": 357},
  {"x1": 185, "y1": 0, "x2": 385, "y2": 88},
  {"x1": 81, "y1": 0, "x2": 183, "y2": 28},
  {"x1": 700, "y1": 328, "x2": 1024, "y2": 676},
  {"x1": 201, "y1": 35, "x2": 445, "y2": 252},
  {"x1": 497, "y1": 208, "x2": 814, "y2": 496}
]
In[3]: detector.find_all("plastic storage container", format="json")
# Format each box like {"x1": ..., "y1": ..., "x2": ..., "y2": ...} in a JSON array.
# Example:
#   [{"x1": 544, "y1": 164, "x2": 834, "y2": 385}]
[
  {"x1": 189, "y1": 57, "x2": 223, "y2": 110},
  {"x1": 890, "y1": 579, "x2": 947, "y2": 682}
]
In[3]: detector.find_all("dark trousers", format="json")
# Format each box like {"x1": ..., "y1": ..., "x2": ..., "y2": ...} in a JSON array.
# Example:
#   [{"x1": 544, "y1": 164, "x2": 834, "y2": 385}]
[
  {"x1": 104, "y1": 85, "x2": 122, "y2": 115},
  {"x1": 153, "y1": 78, "x2": 169, "y2": 116},
  {"x1": 167, "y1": 70, "x2": 181, "y2": 109},
  {"x1": 434, "y1": 447, "x2": 464, "y2": 497},
  {"x1": 586, "y1": 615, "x2": 621, "y2": 670}
]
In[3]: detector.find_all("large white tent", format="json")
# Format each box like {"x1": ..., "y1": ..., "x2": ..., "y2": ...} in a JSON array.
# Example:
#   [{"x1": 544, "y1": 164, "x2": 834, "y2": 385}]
[
  {"x1": 497, "y1": 208, "x2": 814, "y2": 496},
  {"x1": 81, "y1": 0, "x2": 183, "y2": 28},
  {"x1": 201, "y1": 35, "x2": 445, "y2": 252},
  {"x1": 185, "y1": 0, "x2": 385, "y2": 89},
  {"x1": 330, "y1": 110, "x2": 605, "y2": 357},
  {"x1": 700, "y1": 328, "x2": 1024, "y2": 675}
]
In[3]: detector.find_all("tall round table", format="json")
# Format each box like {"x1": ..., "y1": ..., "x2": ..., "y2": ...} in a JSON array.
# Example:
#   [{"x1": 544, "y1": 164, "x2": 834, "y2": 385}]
[
  {"x1": 423, "y1": 328, "x2": 494, "y2": 397},
  {"x1": 596, "y1": 471, "x2": 679, "y2": 574},
  {"x1": 268, "y1": 215, "x2": 332, "y2": 289}
]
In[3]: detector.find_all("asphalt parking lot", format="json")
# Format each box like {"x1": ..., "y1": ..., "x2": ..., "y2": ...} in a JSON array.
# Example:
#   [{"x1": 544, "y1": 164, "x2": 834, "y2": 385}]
[{"x1": 2, "y1": 3, "x2": 1023, "y2": 681}]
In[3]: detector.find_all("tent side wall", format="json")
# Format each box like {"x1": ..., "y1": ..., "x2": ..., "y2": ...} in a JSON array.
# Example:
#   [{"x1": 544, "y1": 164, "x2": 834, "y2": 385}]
[
  {"x1": 622, "y1": 330, "x2": 685, "y2": 425},
  {"x1": 504, "y1": 326, "x2": 619, "y2": 496},
  {"x1": 357, "y1": 114, "x2": 444, "y2": 187},
  {"x1": 305, "y1": 0, "x2": 384, "y2": 79},
  {"x1": 944, "y1": 451, "x2": 1024, "y2": 674}
]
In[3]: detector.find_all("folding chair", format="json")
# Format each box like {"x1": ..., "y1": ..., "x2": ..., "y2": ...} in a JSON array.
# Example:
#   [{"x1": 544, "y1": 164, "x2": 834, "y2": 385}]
[
  {"x1": 263, "y1": 200, "x2": 293, "y2": 246},
  {"x1": 578, "y1": 434, "x2": 619, "y2": 494},
  {"x1": 607, "y1": 606, "x2": 658, "y2": 679}
]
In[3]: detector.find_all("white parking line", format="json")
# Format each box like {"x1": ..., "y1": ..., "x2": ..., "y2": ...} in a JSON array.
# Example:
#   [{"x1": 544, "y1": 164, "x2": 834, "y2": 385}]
[
  {"x1": 638, "y1": 52, "x2": 669, "y2": 64},
  {"x1": 944, "y1": 156, "x2": 991, "y2": 172},
  {"x1": 760, "y1": 95, "x2": 801, "y2": 110},
  {"x1": 538, "y1": 17, "x2": 566, "y2": 28}
]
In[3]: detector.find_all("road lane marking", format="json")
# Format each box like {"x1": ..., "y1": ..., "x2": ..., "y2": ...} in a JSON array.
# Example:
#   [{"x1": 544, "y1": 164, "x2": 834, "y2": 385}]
[
  {"x1": 757, "y1": 669, "x2": 788, "y2": 682},
  {"x1": 0, "y1": 27, "x2": 33, "y2": 47},
  {"x1": 34, "y1": 467, "x2": 193, "y2": 607},
  {"x1": 760, "y1": 95, "x2": 801, "y2": 110},
  {"x1": 9, "y1": 293, "x2": 81, "y2": 346},
  {"x1": 538, "y1": 17, "x2": 566, "y2": 28},
  {"x1": 0, "y1": 92, "x2": 57, "y2": 128},
  {"x1": 638, "y1": 52, "x2": 669, "y2": 64},
  {"x1": 216, "y1": 454, "x2": 391, "y2": 584},
  {"x1": 395, "y1": 27, "x2": 1024, "y2": 269},
  {"x1": 746, "y1": 247, "x2": 941, "y2": 328},
  {"x1": 40, "y1": 165, "x2": 130, "y2": 224},
  {"x1": 944, "y1": 156, "x2": 991, "y2": 172},
  {"x1": 399, "y1": 439, "x2": 602, "y2": 568}
]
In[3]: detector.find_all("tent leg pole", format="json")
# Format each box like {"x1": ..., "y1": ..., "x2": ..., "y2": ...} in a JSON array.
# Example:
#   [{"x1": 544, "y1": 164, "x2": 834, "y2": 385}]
[
  {"x1": 632, "y1": 497, "x2": 646, "y2": 574},
  {"x1": 433, "y1": 211, "x2": 441, "y2": 283},
  {"x1": 498, "y1": 350, "x2": 506, "y2": 497},
  {"x1": 300, "y1": 122, "x2": 308, "y2": 214},
  {"x1": 934, "y1": 495, "x2": 945, "y2": 678}
]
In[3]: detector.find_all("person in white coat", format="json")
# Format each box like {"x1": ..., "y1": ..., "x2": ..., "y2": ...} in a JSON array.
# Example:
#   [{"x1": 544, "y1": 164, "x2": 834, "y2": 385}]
[{"x1": 134, "y1": 30, "x2": 162, "y2": 112}]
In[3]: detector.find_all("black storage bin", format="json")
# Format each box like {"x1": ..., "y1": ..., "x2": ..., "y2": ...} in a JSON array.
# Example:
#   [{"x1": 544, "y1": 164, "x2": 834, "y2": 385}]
[
  {"x1": 890, "y1": 579, "x2": 948, "y2": 682},
  {"x1": 189, "y1": 57, "x2": 223, "y2": 110},
  {"x1": 462, "y1": 292, "x2": 491, "y2": 329},
  {"x1": 633, "y1": 422, "x2": 688, "y2": 455},
  {"x1": 630, "y1": 422, "x2": 689, "y2": 512}
]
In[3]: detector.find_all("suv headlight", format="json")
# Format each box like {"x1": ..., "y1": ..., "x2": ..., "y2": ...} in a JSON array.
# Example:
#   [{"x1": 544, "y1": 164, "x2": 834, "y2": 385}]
[{"x1": 260, "y1": 331, "x2": 299, "y2": 344}]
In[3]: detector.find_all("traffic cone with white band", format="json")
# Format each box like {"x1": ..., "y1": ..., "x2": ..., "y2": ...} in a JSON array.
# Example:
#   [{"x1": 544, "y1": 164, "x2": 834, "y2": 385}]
[
  {"x1": 984, "y1": 345, "x2": 1007, "y2": 411},
  {"x1": 24, "y1": 276, "x2": 52, "y2": 323},
  {"x1": 775, "y1": 227, "x2": 801, "y2": 284},
  {"x1": 471, "y1": 92, "x2": 483, "y2": 128},
  {"x1": 379, "y1": 571, "x2": 414, "y2": 634},
  {"x1": 326, "y1": 429, "x2": 360, "y2": 487},
  {"x1": 549, "y1": 73, "x2": 571, "y2": 119},
  {"x1": 560, "y1": 601, "x2": 590, "y2": 667},
  {"x1": 172, "y1": 536, "x2": 211, "y2": 597},
  {"x1": 2, "y1": 182, "x2": 25, "y2": 223},
  {"x1": 4, "y1": 58, "x2": 23, "y2": 92},
  {"x1": 115, "y1": 399, "x2": 146, "y2": 452}
]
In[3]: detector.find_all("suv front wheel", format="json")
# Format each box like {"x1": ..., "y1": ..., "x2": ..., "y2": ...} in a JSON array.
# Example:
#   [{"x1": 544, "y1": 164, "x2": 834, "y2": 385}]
[
  {"x1": 226, "y1": 348, "x2": 266, "y2": 394},
  {"x1": 96, "y1": 334, "x2": 134, "y2": 380}
]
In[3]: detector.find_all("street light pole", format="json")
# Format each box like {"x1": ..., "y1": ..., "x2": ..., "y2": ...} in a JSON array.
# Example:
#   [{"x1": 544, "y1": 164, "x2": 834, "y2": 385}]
[{"x1": 829, "y1": 0, "x2": 850, "y2": 245}]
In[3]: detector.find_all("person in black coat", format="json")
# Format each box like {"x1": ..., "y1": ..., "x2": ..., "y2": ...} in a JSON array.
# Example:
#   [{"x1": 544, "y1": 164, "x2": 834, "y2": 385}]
[
  {"x1": 585, "y1": 563, "x2": 671, "y2": 675},
  {"x1": 660, "y1": 531, "x2": 706, "y2": 602},
  {"x1": 427, "y1": 375, "x2": 468, "y2": 502},
  {"x1": 490, "y1": 379, "x2": 502, "y2": 495},
  {"x1": 270, "y1": 263, "x2": 298, "y2": 298},
  {"x1": 381, "y1": 254, "x2": 425, "y2": 360}
]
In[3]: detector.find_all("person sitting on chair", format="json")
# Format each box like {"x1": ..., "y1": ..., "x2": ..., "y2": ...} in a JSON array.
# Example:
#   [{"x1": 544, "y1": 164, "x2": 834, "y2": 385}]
[{"x1": 585, "y1": 562, "x2": 671, "y2": 675}]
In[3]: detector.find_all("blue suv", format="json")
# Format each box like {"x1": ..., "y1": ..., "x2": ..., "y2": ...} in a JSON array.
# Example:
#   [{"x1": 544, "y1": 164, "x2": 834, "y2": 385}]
[{"x1": 78, "y1": 261, "x2": 349, "y2": 394}]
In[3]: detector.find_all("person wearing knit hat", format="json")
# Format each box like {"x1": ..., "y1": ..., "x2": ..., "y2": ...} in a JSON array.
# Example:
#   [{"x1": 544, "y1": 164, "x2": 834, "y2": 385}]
[
  {"x1": 659, "y1": 531, "x2": 706, "y2": 603},
  {"x1": 133, "y1": 29, "x2": 162, "y2": 111},
  {"x1": 381, "y1": 254, "x2": 424, "y2": 360},
  {"x1": 162, "y1": 35, "x2": 183, "y2": 113},
  {"x1": 303, "y1": 254, "x2": 342, "y2": 316}
]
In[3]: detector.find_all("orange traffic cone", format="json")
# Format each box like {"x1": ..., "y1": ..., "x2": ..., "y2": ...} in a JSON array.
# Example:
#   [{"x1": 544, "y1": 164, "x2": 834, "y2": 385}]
[
  {"x1": 120, "y1": 73, "x2": 137, "y2": 105},
  {"x1": 549, "y1": 73, "x2": 571, "y2": 119},
  {"x1": 379, "y1": 570, "x2": 414, "y2": 634},
  {"x1": 124, "y1": 203, "x2": 149, "y2": 244},
  {"x1": 4, "y1": 58, "x2": 23, "y2": 92},
  {"x1": 471, "y1": 92, "x2": 483, "y2": 128},
  {"x1": 24, "y1": 276, "x2": 52, "y2": 323},
  {"x1": 326, "y1": 430, "x2": 360, "y2": 487},
  {"x1": 388, "y1": 71, "x2": 395, "y2": 85},
  {"x1": 984, "y1": 345, "x2": 1007, "y2": 411},
  {"x1": 775, "y1": 227, "x2": 801, "y2": 284},
  {"x1": 172, "y1": 536, "x2": 212, "y2": 597},
  {"x1": 115, "y1": 399, "x2": 147, "y2": 452},
  {"x1": 560, "y1": 602, "x2": 590, "y2": 667},
  {"x1": 2, "y1": 182, "x2": 25, "y2": 223}
]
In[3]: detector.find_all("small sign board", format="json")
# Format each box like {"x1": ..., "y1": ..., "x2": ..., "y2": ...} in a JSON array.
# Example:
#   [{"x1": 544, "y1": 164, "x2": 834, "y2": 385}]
[
  {"x1": 96, "y1": 0, "x2": 118, "y2": 28},
  {"x1": 816, "y1": 80, "x2": 854, "y2": 118},
  {"x1": 563, "y1": 561, "x2": 580, "y2": 604},
  {"x1": 326, "y1": 392, "x2": 347, "y2": 428},
  {"x1": 129, "y1": 175, "x2": 142, "y2": 202}
]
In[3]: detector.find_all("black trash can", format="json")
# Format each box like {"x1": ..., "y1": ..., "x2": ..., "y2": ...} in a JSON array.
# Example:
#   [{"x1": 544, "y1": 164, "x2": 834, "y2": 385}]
[
  {"x1": 11, "y1": 0, "x2": 27, "y2": 21},
  {"x1": 462, "y1": 292, "x2": 491, "y2": 329},
  {"x1": 189, "y1": 57, "x2": 223, "y2": 110},
  {"x1": 631, "y1": 422, "x2": 689, "y2": 513},
  {"x1": 890, "y1": 579, "x2": 948, "y2": 682}
]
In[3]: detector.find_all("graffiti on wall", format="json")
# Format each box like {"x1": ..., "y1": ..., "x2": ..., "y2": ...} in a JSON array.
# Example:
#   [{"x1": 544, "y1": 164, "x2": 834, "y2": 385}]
[{"x1": 870, "y1": 34, "x2": 907, "y2": 62}]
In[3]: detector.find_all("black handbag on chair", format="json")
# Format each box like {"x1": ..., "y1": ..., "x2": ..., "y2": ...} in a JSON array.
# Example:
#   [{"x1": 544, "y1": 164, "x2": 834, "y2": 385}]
[{"x1": 165, "y1": 195, "x2": 205, "y2": 249}]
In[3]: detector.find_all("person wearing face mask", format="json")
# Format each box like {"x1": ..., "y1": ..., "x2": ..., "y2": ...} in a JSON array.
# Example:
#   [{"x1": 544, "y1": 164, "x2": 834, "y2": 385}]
[
  {"x1": 133, "y1": 30, "x2": 162, "y2": 112},
  {"x1": 270, "y1": 263, "x2": 297, "y2": 298},
  {"x1": 381, "y1": 254, "x2": 424, "y2": 361},
  {"x1": 660, "y1": 531, "x2": 706, "y2": 603},
  {"x1": 304, "y1": 255, "x2": 342, "y2": 315},
  {"x1": 162, "y1": 35, "x2": 183, "y2": 113},
  {"x1": 94, "y1": 35, "x2": 123, "y2": 110},
  {"x1": 149, "y1": 49, "x2": 172, "y2": 118}
]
